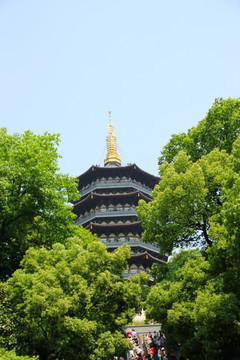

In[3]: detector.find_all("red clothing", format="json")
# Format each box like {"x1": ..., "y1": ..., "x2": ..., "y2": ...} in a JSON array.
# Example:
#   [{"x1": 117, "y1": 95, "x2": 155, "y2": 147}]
[
  {"x1": 126, "y1": 330, "x2": 132, "y2": 338},
  {"x1": 150, "y1": 347, "x2": 155, "y2": 355}
]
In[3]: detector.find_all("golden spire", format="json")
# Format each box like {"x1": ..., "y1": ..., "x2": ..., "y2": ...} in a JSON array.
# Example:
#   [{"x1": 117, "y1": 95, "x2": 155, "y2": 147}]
[{"x1": 104, "y1": 110, "x2": 121, "y2": 166}]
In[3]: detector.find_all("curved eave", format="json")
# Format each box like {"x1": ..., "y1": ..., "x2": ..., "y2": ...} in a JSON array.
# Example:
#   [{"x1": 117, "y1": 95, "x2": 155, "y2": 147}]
[
  {"x1": 73, "y1": 191, "x2": 150, "y2": 213},
  {"x1": 132, "y1": 164, "x2": 160, "y2": 184},
  {"x1": 128, "y1": 251, "x2": 167, "y2": 266},
  {"x1": 86, "y1": 221, "x2": 143, "y2": 235},
  {"x1": 130, "y1": 251, "x2": 167, "y2": 263},
  {"x1": 77, "y1": 164, "x2": 160, "y2": 188}
]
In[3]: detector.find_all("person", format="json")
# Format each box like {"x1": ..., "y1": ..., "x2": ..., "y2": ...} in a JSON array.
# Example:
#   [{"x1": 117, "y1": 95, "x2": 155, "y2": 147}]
[
  {"x1": 162, "y1": 349, "x2": 168, "y2": 360},
  {"x1": 126, "y1": 329, "x2": 132, "y2": 338},
  {"x1": 132, "y1": 328, "x2": 137, "y2": 339},
  {"x1": 136, "y1": 346, "x2": 143, "y2": 357}
]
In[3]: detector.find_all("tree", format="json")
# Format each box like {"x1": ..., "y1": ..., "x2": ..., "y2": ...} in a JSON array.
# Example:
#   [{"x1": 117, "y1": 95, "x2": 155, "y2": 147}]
[
  {"x1": 145, "y1": 250, "x2": 240, "y2": 360},
  {"x1": 137, "y1": 146, "x2": 235, "y2": 253},
  {"x1": 0, "y1": 347, "x2": 38, "y2": 360},
  {"x1": 137, "y1": 99, "x2": 240, "y2": 253},
  {"x1": 0, "y1": 128, "x2": 80, "y2": 279},
  {"x1": 145, "y1": 250, "x2": 209, "y2": 359},
  {"x1": 159, "y1": 98, "x2": 240, "y2": 165},
  {"x1": 141, "y1": 98, "x2": 240, "y2": 359},
  {"x1": 4, "y1": 230, "x2": 142, "y2": 360},
  {"x1": 206, "y1": 135, "x2": 240, "y2": 298}
]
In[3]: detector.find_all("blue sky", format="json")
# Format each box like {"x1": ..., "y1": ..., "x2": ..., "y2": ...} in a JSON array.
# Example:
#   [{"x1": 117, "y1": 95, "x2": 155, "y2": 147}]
[{"x1": 1, "y1": 0, "x2": 239, "y2": 177}]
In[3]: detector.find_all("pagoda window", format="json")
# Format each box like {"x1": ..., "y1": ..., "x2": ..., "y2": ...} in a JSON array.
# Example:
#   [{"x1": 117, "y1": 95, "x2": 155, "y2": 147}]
[
  {"x1": 118, "y1": 233, "x2": 125, "y2": 242},
  {"x1": 130, "y1": 264, "x2": 138, "y2": 275},
  {"x1": 124, "y1": 203, "x2": 131, "y2": 211}
]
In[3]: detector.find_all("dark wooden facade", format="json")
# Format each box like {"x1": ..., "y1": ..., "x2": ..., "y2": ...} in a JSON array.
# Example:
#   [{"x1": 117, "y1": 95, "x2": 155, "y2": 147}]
[{"x1": 74, "y1": 163, "x2": 167, "y2": 278}]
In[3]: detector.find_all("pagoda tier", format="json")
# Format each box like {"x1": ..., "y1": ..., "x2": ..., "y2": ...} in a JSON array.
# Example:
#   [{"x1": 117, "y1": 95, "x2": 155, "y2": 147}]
[
  {"x1": 74, "y1": 191, "x2": 151, "y2": 215},
  {"x1": 128, "y1": 251, "x2": 166, "y2": 268},
  {"x1": 86, "y1": 221, "x2": 143, "y2": 236},
  {"x1": 77, "y1": 163, "x2": 160, "y2": 196}
]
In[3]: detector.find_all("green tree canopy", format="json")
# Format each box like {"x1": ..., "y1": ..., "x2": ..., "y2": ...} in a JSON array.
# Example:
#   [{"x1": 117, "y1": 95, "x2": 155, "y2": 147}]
[
  {"x1": 159, "y1": 97, "x2": 240, "y2": 165},
  {"x1": 137, "y1": 99, "x2": 240, "y2": 254},
  {"x1": 0, "y1": 128, "x2": 80, "y2": 279},
  {"x1": 138, "y1": 146, "x2": 236, "y2": 253},
  {"x1": 4, "y1": 230, "x2": 142, "y2": 360},
  {"x1": 145, "y1": 250, "x2": 240, "y2": 360},
  {"x1": 0, "y1": 347, "x2": 38, "y2": 360},
  {"x1": 141, "y1": 98, "x2": 240, "y2": 359}
]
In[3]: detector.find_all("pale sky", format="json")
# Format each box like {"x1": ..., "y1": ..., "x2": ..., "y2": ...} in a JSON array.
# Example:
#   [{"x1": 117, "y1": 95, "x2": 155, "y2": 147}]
[{"x1": 1, "y1": 0, "x2": 239, "y2": 177}]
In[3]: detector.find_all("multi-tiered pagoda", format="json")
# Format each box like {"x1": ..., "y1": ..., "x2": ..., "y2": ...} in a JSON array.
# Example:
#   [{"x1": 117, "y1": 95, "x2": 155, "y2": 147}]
[{"x1": 74, "y1": 111, "x2": 167, "y2": 277}]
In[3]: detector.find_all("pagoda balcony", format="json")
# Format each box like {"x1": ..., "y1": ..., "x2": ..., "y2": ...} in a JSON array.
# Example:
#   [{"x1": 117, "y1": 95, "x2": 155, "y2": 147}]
[
  {"x1": 75, "y1": 208, "x2": 138, "y2": 226},
  {"x1": 80, "y1": 179, "x2": 152, "y2": 197},
  {"x1": 101, "y1": 238, "x2": 160, "y2": 253}
]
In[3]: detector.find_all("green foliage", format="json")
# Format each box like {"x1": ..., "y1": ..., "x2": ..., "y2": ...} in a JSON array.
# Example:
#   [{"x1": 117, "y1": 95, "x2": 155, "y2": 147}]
[
  {"x1": 145, "y1": 250, "x2": 209, "y2": 358},
  {"x1": 194, "y1": 283, "x2": 240, "y2": 360},
  {"x1": 0, "y1": 128, "x2": 80, "y2": 279},
  {"x1": 159, "y1": 97, "x2": 240, "y2": 165},
  {"x1": 0, "y1": 347, "x2": 38, "y2": 360},
  {"x1": 126, "y1": 271, "x2": 150, "y2": 303},
  {"x1": 138, "y1": 99, "x2": 240, "y2": 253},
  {"x1": 0, "y1": 281, "x2": 16, "y2": 349},
  {"x1": 90, "y1": 331, "x2": 129, "y2": 360},
  {"x1": 145, "y1": 250, "x2": 240, "y2": 359},
  {"x1": 4, "y1": 231, "x2": 142, "y2": 360},
  {"x1": 138, "y1": 147, "x2": 235, "y2": 252},
  {"x1": 142, "y1": 98, "x2": 240, "y2": 359}
]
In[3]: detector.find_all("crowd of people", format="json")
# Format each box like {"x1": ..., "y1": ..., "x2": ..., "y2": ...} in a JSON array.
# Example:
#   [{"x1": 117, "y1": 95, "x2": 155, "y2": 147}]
[
  {"x1": 126, "y1": 329, "x2": 144, "y2": 360},
  {"x1": 125, "y1": 329, "x2": 178, "y2": 360},
  {"x1": 144, "y1": 331, "x2": 177, "y2": 359}
]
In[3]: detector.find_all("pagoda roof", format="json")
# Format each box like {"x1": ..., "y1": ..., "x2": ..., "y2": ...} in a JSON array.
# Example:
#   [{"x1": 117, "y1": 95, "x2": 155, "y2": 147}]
[
  {"x1": 73, "y1": 191, "x2": 151, "y2": 214},
  {"x1": 77, "y1": 163, "x2": 160, "y2": 189},
  {"x1": 128, "y1": 251, "x2": 167, "y2": 267},
  {"x1": 105, "y1": 241, "x2": 168, "y2": 261},
  {"x1": 86, "y1": 221, "x2": 143, "y2": 236}
]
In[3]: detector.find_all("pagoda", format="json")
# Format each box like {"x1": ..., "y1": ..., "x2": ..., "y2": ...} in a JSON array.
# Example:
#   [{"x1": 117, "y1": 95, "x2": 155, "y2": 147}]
[{"x1": 74, "y1": 111, "x2": 167, "y2": 277}]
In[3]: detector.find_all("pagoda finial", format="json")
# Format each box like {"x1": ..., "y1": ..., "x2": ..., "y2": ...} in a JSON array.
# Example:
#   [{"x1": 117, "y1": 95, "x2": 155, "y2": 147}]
[
  {"x1": 108, "y1": 110, "x2": 113, "y2": 135},
  {"x1": 109, "y1": 110, "x2": 111, "y2": 123},
  {"x1": 104, "y1": 110, "x2": 121, "y2": 167}
]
